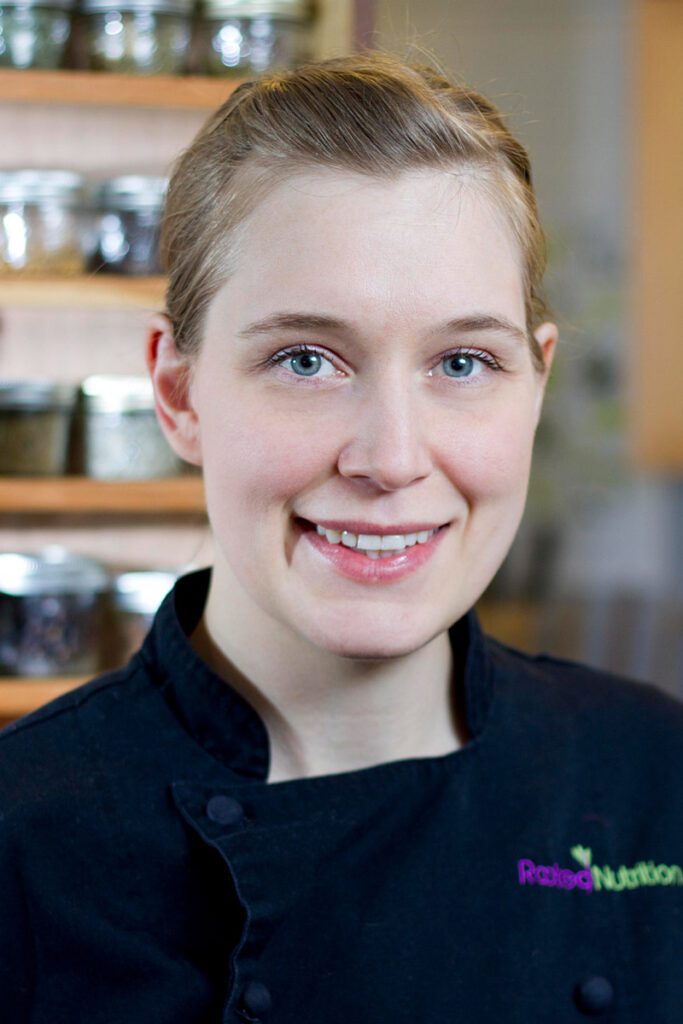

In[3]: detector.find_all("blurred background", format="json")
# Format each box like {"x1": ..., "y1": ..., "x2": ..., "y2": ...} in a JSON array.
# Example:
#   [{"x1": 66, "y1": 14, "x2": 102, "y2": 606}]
[{"x1": 0, "y1": 0, "x2": 681, "y2": 725}]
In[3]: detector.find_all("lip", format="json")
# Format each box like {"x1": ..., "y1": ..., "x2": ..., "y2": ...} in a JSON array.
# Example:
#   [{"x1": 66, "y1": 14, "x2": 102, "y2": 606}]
[
  {"x1": 298, "y1": 518, "x2": 450, "y2": 535},
  {"x1": 294, "y1": 517, "x2": 450, "y2": 584}
]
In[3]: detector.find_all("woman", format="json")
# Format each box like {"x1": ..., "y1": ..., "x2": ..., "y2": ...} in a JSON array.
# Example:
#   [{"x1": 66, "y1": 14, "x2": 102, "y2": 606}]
[{"x1": 2, "y1": 51, "x2": 682, "y2": 1023}]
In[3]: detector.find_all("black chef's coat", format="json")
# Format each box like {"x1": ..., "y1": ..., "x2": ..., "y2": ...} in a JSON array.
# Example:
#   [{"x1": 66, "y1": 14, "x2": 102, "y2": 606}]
[{"x1": 1, "y1": 567, "x2": 682, "y2": 1023}]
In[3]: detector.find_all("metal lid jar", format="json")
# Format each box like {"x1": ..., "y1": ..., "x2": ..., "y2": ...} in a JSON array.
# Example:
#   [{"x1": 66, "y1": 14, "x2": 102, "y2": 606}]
[
  {"x1": 76, "y1": 375, "x2": 184, "y2": 480},
  {"x1": 0, "y1": 0, "x2": 76, "y2": 70},
  {"x1": 87, "y1": 175, "x2": 167, "y2": 276},
  {"x1": 0, "y1": 547, "x2": 109, "y2": 676},
  {"x1": 110, "y1": 569, "x2": 177, "y2": 662},
  {"x1": 80, "y1": 0, "x2": 193, "y2": 74},
  {"x1": 0, "y1": 547, "x2": 109, "y2": 597},
  {"x1": 0, "y1": 380, "x2": 77, "y2": 475},
  {"x1": 0, "y1": 169, "x2": 86, "y2": 275},
  {"x1": 113, "y1": 569, "x2": 177, "y2": 615},
  {"x1": 197, "y1": 0, "x2": 313, "y2": 76}
]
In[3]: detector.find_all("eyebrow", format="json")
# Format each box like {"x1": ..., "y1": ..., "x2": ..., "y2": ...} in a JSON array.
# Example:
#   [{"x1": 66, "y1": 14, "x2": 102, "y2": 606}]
[{"x1": 236, "y1": 311, "x2": 528, "y2": 345}]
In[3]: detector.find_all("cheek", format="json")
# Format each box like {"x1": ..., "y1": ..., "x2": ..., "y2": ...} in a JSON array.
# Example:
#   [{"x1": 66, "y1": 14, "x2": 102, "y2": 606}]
[
  {"x1": 438, "y1": 401, "x2": 538, "y2": 501},
  {"x1": 199, "y1": 398, "x2": 333, "y2": 516}
]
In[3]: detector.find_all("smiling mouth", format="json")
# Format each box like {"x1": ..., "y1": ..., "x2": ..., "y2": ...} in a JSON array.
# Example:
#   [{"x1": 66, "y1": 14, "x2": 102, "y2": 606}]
[{"x1": 294, "y1": 517, "x2": 450, "y2": 559}]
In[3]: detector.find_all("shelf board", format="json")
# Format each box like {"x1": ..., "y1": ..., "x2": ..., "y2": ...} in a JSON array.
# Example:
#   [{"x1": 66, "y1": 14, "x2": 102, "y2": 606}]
[
  {"x1": 0, "y1": 275, "x2": 166, "y2": 309},
  {"x1": 0, "y1": 677, "x2": 87, "y2": 721},
  {"x1": 0, "y1": 68, "x2": 244, "y2": 110},
  {"x1": 0, "y1": 475, "x2": 205, "y2": 515}
]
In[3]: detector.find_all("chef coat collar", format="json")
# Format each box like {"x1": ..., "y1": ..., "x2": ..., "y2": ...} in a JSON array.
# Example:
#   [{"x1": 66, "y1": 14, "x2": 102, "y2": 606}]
[{"x1": 141, "y1": 567, "x2": 495, "y2": 780}]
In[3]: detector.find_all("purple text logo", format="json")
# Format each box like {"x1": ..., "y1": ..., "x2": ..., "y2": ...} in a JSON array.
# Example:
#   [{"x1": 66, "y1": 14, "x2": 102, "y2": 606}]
[{"x1": 517, "y1": 858, "x2": 593, "y2": 891}]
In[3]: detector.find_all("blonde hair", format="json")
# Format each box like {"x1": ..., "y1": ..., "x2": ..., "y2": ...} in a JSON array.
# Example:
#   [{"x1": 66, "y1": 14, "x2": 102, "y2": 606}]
[{"x1": 161, "y1": 50, "x2": 550, "y2": 371}]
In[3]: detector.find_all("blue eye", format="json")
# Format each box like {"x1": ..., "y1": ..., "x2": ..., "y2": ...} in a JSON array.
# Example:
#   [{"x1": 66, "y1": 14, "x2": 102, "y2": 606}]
[
  {"x1": 267, "y1": 345, "x2": 336, "y2": 379},
  {"x1": 434, "y1": 348, "x2": 503, "y2": 381},
  {"x1": 289, "y1": 350, "x2": 323, "y2": 376},
  {"x1": 443, "y1": 353, "x2": 476, "y2": 378}
]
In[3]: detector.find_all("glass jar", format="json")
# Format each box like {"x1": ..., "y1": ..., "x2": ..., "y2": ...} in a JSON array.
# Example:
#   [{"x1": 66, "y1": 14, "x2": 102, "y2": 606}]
[
  {"x1": 110, "y1": 569, "x2": 177, "y2": 664},
  {"x1": 0, "y1": 380, "x2": 76, "y2": 476},
  {"x1": 87, "y1": 175, "x2": 167, "y2": 276},
  {"x1": 0, "y1": 547, "x2": 109, "y2": 676},
  {"x1": 0, "y1": 0, "x2": 75, "y2": 69},
  {"x1": 81, "y1": 0, "x2": 192, "y2": 74},
  {"x1": 0, "y1": 170, "x2": 85, "y2": 276},
  {"x1": 197, "y1": 0, "x2": 311, "y2": 76},
  {"x1": 76, "y1": 375, "x2": 184, "y2": 480}
]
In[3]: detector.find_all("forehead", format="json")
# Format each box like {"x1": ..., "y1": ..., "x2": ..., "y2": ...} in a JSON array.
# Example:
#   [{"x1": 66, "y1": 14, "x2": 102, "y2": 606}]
[{"x1": 217, "y1": 168, "x2": 526, "y2": 328}]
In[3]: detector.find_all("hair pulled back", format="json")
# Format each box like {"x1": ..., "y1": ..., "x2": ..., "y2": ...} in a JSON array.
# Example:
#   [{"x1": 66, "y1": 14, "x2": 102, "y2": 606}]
[{"x1": 161, "y1": 50, "x2": 550, "y2": 371}]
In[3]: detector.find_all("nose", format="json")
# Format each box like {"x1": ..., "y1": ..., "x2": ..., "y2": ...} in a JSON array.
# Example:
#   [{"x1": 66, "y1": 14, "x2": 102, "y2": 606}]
[{"x1": 336, "y1": 374, "x2": 432, "y2": 491}]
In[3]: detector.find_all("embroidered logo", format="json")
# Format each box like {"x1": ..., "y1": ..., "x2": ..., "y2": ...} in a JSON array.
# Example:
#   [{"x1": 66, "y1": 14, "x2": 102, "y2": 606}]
[{"x1": 517, "y1": 845, "x2": 683, "y2": 892}]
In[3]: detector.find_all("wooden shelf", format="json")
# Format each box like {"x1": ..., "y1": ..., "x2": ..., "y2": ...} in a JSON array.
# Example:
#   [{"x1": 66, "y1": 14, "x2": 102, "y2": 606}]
[
  {"x1": 0, "y1": 275, "x2": 166, "y2": 309},
  {"x1": 0, "y1": 68, "x2": 243, "y2": 110},
  {"x1": 0, "y1": 677, "x2": 87, "y2": 722},
  {"x1": 0, "y1": 476, "x2": 205, "y2": 515}
]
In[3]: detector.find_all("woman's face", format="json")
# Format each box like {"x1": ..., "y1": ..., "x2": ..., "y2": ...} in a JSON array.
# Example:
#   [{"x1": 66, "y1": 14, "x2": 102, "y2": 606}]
[{"x1": 158, "y1": 168, "x2": 556, "y2": 659}]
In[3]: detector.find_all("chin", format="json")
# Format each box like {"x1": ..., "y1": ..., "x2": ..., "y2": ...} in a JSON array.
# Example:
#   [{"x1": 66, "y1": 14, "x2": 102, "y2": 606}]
[{"x1": 300, "y1": 615, "x2": 441, "y2": 662}]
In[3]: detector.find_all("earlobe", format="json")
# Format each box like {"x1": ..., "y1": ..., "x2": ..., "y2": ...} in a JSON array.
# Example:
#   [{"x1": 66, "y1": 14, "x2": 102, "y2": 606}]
[{"x1": 146, "y1": 313, "x2": 203, "y2": 466}]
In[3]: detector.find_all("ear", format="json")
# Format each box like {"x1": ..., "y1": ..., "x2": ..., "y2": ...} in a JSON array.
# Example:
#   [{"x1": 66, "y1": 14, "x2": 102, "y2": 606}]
[
  {"x1": 145, "y1": 312, "x2": 203, "y2": 467},
  {"x1": 531, "y1": 321, "x2": 559, "y2": 425}
]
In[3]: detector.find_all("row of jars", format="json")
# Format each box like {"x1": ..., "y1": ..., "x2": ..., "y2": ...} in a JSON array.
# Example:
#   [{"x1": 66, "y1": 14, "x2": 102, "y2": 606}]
[
  {"x1": 0, "y1": 170, "x2": 166, "y2": 276},
  {"x1": 0, "y1": 0, "x2": 313, "y2": 75},
  {"x1": 0, "y1": 547, "x2": 182, "y2": 675},
  {"x1": 0, "y1": 375, "x2": 193, "y2": 479}
]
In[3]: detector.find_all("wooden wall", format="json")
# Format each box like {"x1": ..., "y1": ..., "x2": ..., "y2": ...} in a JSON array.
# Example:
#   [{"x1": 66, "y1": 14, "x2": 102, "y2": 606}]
[{"x1": 629, "y1": 0, "x2": 683, "y2": 471}]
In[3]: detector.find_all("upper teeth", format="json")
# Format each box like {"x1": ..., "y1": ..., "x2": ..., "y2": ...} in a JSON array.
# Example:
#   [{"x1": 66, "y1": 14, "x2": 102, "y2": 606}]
[{"x1": 315, "y1": 524, "x2": 438, "y2": 550}]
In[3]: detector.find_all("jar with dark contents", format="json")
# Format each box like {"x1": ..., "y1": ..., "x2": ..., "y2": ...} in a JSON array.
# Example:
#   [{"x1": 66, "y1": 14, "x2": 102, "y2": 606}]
[
  {"x1": 0, "y1": 0, "x2": 75, "y2": 69},
  {"x1": 0, "y1": 380, "x2": 76, "y2": 476},
  {"x1": 0, "y1": 548, "x2": 109, "y2": 677},
  {"x1": 0, "y1": 170, "x2": 86, "y2": 276},
  {"x1": 87, "y1": 175, "x2": 167, "y2": 276},
  {"x1": 80, "y1": 0, "x2": 192, "y2": 74},
  {"x1": 197, "y1": 0, "x2": 312, "y2": 76}
]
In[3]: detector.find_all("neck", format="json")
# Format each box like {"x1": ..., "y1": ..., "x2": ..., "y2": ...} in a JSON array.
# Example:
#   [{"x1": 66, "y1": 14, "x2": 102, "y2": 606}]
[{"x1": 189, "y1": 570, "x2": 470, "y2": 783}]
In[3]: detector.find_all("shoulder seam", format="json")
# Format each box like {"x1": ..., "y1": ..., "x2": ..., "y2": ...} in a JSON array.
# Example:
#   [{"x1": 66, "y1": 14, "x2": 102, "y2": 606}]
[
  {"x1": 484, "y1": 633, "x2": 683, "y2": 713},
  {"x1": 485, "y1": 633, "x2": 647, "y2": 681},
  {"x1": 0, "y1": 657, "x2": 143, "y2": 744}
]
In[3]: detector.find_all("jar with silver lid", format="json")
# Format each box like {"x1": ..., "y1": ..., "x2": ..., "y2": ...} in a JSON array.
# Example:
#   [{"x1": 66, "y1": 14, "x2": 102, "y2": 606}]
[
  {"x1": 0, "y1": 170, "x2": 86, "y2": 276},
  {"x1": 0, "y1": 380, "x2": 76, "y2": 475},
  {"x1": 0, "y1": 547, "x2": 109, "y2": 676},
  {"x1": 197, "y1": 0, "x2": 312, "y2": 76},
  {"x1": 76, "y1": 375, "x2": 184, "y2": 480},
  {"x1": 109, "y1": 569, "x2": 177, "y2": 664},
  {"x1": 0, "y1": 0, "x2": 75, "y2": 69},
  {"x1": 81, "y1": 0, "x2": 192, "y2": 74},
  {"x1": 87, "y1": 175, "x2": 167, "y2": 276}
]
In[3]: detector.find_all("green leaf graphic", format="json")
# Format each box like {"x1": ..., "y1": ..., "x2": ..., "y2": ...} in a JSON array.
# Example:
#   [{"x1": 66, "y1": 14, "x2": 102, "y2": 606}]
[{"x1": 570, "y1": 845, "x2": 592, "y2": 867}]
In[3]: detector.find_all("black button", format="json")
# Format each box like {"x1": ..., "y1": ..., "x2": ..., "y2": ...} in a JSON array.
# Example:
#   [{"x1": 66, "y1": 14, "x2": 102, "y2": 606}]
[
  {"x1": 574, "y1": 975, "x2": 615, "y2": 1015},
  {"x1": 205, "y1": 795, "x2": 243, "y2": 825},
  {"x1": 237, "y1": 980, "x2": 272, "y2": 1020}
]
